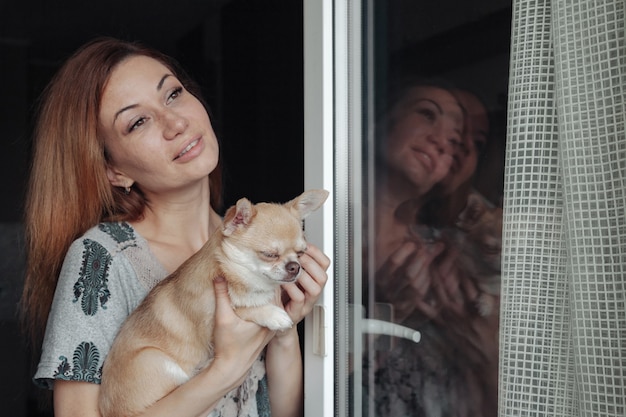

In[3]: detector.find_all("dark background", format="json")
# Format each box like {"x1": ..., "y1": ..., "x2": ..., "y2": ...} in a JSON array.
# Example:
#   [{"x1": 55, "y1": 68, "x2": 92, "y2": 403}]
[{"x1": 0, "y1": 0, "x2": 511, "y2": 415}]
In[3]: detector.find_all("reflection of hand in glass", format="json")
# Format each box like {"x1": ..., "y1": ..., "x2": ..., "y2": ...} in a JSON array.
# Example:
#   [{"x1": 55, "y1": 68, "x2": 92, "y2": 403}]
[
  {"x1": 439, "y1": 268, "x2": 500, "y2": 417},
  {"x1": 374, "y1": 239, "x2": 445, "y2": 324},
  {"x1": 429, "y1": 247, "x2": 500, "y2": 366},
  {"x1": 371, "y1": 81, "x2": 468, "y2": 330}
]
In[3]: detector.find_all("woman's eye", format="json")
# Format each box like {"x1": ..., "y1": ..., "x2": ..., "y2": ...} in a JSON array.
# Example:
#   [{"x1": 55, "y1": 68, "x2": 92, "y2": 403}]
[
  {"x1": 417, "y1": 108, "x2": 437, "y2": 121},
  {"x1": 448, "y1": 136, "x2": 462, "y2": 148},
  {"x1": 128, "y1": 117, "x2": 147, "y2": 133},
  {"x1": 167, "y1": 87, "x2": 183, "y2": 104}
]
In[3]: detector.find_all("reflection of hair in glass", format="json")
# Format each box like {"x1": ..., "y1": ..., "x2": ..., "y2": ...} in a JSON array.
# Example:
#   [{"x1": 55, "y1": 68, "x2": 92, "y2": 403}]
[{"x1": 376, "y1": 75, "x2": 459, "y2": 123}]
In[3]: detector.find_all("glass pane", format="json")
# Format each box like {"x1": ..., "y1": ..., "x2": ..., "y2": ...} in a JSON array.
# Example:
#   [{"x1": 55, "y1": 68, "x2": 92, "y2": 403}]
[{"x1": 348, "y1": 1, "x2": 511, "y2": 416}]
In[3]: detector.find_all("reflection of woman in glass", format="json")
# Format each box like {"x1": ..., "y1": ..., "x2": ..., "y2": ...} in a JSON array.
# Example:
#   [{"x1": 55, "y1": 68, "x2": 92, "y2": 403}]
[
  {"x1": 424, "y1": 88, "x2": 500, "y2": 417},
  {"x1": 365, "y1": 80, "x2": 500, "y2": 417},
  {"x1": 435, "y1": 89, "x2": 490, "y2": 217},
  {"x1": 368, "y1": 80, "x2": 462, "y2": 320}
]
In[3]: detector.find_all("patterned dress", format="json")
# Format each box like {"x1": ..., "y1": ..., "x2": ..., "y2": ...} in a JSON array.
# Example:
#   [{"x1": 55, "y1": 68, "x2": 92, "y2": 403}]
[
  {"x1": 362, "y1": 319, "x2": 492, "y2": 417},
  {"x1": 34, "y1": 222, "x2": 270, "y2": 417}
]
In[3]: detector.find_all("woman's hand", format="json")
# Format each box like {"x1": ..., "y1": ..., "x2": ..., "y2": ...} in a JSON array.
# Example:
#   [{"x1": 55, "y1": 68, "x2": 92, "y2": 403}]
[
  {"x1": 374, "y1": 239, "x2": 445, "y2": 323},
  {"x1": 429, "y1": 249, "x2": 500, "y2": 366},
  {"x1": 210, "y1": 276, "x2": 275, "y2": 387},
  {"x1": 265, "y1": 243, "x2": 330, "y2": 417},
  {"x1": 277, "y1": 243, "x2": 330, "y2": 328}
]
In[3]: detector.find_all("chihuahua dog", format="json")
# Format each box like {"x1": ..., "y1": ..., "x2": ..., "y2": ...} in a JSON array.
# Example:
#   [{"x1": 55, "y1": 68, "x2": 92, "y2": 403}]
[
  {"x1": 99, "y1": 189, "x2": 329, "y2": 417},
  {"x1": 451, "y1": 192, "x2": 502, "y2": 316}
]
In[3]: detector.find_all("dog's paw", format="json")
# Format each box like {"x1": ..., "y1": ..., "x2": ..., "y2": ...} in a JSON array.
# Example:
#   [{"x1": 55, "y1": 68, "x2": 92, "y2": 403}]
[{"x1": 256, "y1": 307, "x2": 293, "y2": 331}]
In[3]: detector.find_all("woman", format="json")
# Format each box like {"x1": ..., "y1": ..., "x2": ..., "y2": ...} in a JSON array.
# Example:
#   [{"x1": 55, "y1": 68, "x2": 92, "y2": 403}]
[
  {"x1": 365, "y1": 82, "x2": 499, "y2": 417},
  {"x1": 369, "y1": 79, "x2": 463, "y2": 320},
  {"x1": 20, "y1": 37, "x2": 329, "y2": 417}
]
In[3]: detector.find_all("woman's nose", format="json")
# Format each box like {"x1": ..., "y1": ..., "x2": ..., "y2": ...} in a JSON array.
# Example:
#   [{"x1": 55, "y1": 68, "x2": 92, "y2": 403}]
[
  {"x1": 162, "y1": 110, "x2": 188, "y2": 140},
  {"x1": 428, "y1": 123, "x2": 454, "y2": 155}
]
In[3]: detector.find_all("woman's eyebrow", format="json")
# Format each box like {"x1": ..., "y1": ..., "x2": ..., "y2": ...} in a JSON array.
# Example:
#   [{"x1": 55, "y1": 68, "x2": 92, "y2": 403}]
[
  {"x1": 114, "y1": 104, "x2": 138, "y2": 124},
  {"x1": 412, "y1": 98, "x2": 444, "y2": 114},
  {"x1": 157, "y1": 74, "x2": 172, "y2": 91}
]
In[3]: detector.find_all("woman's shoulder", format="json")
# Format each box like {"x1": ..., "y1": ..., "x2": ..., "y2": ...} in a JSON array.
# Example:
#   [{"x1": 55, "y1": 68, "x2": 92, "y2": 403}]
[
  {"x1": 67, "y1": 221, "x2": 167, "y2": 291},
  {"x1": 70, "y1": 221, "x2": 143, "y2": 256}
]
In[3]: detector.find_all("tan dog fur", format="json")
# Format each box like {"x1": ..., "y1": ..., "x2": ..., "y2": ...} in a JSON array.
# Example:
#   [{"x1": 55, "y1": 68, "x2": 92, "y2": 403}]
[
  {"x1": 453, "y1": 192, "x2": 502, "y2": 316},
  {"x1": 99, "y1": 189, "x2": 329, "y2": 417}
]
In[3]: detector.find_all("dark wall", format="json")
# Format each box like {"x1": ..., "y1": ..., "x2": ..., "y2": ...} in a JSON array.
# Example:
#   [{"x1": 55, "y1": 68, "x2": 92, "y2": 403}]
[
  {"x1": 0, "y1": 42, "x2": 31, "y2": 223},
  {"x1": 220, "y1": 0, "x2": 304, "y2": 208}
]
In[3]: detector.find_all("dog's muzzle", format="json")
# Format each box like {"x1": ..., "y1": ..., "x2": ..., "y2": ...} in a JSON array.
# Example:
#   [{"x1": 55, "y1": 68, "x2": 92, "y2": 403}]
[{"x1": 284, "y1": 261, "x2": 301, "y2": 282}]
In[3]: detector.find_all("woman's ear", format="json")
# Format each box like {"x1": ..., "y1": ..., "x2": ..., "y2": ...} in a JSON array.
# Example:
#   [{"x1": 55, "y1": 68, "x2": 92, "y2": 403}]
[{"x1": 106, "y1": 164, "x2": 133, "y2": 189}]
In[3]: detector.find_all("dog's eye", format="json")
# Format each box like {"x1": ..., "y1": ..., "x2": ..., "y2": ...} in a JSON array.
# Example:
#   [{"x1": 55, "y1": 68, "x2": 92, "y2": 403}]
[
  {"x1": 296, "y1": 251, "x2": 305, "y2": 257},
  {"x1": 260, "y1": 251, "x2": 279, "y2": 259}
]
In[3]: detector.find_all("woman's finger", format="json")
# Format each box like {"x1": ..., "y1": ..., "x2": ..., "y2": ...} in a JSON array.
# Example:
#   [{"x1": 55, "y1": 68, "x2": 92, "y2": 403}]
[
  {"x1": 304, "y1": 243, "x2": 331, "y2": 272},
  {"x1": 298, "y1": 252, "x2": 327, "y2": 293},
  {"x1": 406, "y1": 242, "x2": 444, "y2": 291},
  {"x1": 279, "y1": 245, "x2": 331, "y2": 323}
]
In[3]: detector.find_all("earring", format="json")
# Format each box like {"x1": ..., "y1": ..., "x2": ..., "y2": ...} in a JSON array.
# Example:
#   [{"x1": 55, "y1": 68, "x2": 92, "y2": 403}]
[{"x1": 124, "y1": 186, "x2": 131, "y2": 195}]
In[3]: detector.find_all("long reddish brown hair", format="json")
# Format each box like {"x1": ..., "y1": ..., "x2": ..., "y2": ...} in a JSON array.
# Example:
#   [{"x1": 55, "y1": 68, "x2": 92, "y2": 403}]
[{"x1": 20, "y1": 37, "x2": 222, "y2": 348}]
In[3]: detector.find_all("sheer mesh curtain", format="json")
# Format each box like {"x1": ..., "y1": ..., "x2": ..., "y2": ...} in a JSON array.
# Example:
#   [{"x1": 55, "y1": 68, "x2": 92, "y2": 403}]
[{"x1": 501, "y1": 0, "x2": 626, "y2": 416}]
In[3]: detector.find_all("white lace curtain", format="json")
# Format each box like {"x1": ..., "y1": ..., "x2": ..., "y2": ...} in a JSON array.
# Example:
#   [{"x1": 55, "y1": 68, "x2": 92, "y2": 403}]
[{"x1": 500, "y1": 0, "x2": 626, "y2": 415}]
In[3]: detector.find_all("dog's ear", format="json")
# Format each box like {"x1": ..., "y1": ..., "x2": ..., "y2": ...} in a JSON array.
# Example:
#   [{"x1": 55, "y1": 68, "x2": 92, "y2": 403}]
[
  {"x1": 223, "y1": 198, "x2": 257, "y2": 236},
  {"x1": 288, "y1": 189, "x2": 329, "y2": 219}
]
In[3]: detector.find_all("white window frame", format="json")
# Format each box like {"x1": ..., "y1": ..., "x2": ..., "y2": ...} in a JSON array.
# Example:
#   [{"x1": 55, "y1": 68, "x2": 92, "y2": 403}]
[
  {"x1": 302, "y1": 1, "x2": 335, "y2": 415},
  {"x1": 303, "y1": 0, "x2": 367, "y2": 415}
]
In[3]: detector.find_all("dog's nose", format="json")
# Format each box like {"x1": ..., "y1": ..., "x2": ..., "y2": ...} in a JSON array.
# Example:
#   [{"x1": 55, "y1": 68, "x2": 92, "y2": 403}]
[{"x1": 285, "y1": 261, "x2": 301, "y2": 279}]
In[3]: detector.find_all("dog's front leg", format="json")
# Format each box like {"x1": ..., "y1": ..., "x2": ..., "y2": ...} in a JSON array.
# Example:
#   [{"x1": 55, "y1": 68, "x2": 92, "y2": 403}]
[{"x1": 235, "y1": 305, "x2": 293, "y2": 331}]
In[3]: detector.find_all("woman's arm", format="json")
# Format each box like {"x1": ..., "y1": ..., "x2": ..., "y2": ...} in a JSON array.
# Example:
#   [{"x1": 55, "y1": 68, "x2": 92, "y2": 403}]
[
  {"x1": 265, "y1": 327, "x2": 304, "y2": 417},
  {"x1": 54, "y1": 381, "x2": 100, "y2": 417},
  {"x1": 265, "y1": 244, "x2": 330, "y2": 417},
  {"x1": 54, "y1": 276, "x2": 274, "y2": 417}
]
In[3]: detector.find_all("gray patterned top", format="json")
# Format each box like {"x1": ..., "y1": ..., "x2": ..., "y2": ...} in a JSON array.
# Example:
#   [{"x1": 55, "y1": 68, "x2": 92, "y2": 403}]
[{"x1": 34, "y1": 222, "x2": 270, "y2": 416}]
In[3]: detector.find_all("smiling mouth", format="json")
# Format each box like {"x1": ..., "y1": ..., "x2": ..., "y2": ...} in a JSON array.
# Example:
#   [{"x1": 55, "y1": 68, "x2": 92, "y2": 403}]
[
  {"x1": 175, "y1": 139, "x2": 199, "y2": 160},
  {"x1": 413, "y1": 149, "x2": 434, "y2": 171}
]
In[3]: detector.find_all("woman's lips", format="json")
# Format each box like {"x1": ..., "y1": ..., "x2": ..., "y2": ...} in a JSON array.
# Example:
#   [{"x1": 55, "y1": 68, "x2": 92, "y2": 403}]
[
  {"x1": 174, "y1": 138, "x2": 200, "y2": 160},
  {"x1": 412, "y1": 148, "x2": 435, "y2": 172}
]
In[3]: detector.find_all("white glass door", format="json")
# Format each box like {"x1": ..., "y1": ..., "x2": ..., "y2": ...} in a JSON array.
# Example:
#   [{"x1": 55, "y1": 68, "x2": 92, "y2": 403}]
[{"x1": 303, "y1": 1, "x2": 510, "y2": 415}]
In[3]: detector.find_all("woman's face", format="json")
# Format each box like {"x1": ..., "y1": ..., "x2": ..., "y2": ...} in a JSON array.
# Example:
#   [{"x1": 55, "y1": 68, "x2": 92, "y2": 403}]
[
  {"x1": 381, "y1": 86, "x2": 463, "y2": 196},
  {"x1": 99, "y1": 55, "x2": 219, "y2": 196},
  {"x1": 441, "y1": 90, "x2": 489, "y2": 194}
]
